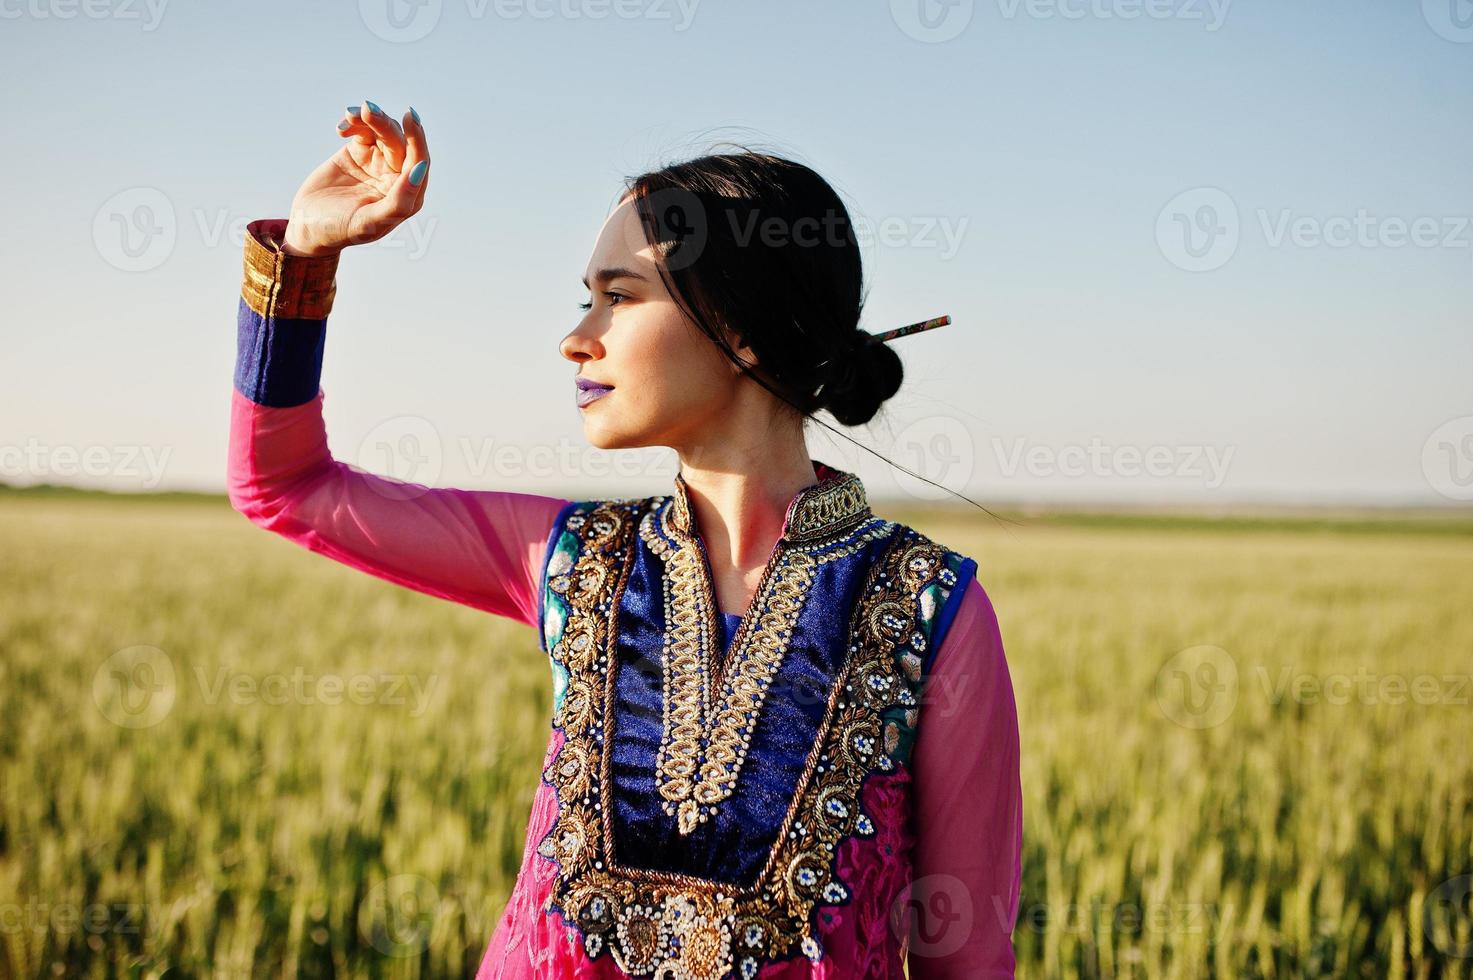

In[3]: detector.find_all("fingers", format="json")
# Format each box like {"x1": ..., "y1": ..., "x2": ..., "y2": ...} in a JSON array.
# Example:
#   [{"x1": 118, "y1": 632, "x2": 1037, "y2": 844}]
[
  {"x1": 354, "y1": 164, "x2": 427, "y2": 234},
  {"x1": 338, "y1": 108, "x2": 375, "y2": 147},
  {"x1": 333, "y1": 101, "x2": 428, "y2": 242},
  {"x1": 402, "y1": 106, "x2": 428, "y2": 170},
  {"x1": 402, "y1": 106, "x2": 430, "y2": 210},
  {"x1": 409, "y1": 163, "x2": 429, "y2": 213},
  {"x1": 356, "y1": 99, "x2": 407, "y2": 171}
]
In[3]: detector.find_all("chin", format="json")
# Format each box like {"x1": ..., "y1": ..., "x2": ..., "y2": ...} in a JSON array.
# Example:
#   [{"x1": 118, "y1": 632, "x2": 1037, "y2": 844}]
[
  {"x1": 581, "y1": 419, "x2": 646, "y2": 452},
  {"x1": 580, "y1": 398, "x2": 673, "y2": 452}
]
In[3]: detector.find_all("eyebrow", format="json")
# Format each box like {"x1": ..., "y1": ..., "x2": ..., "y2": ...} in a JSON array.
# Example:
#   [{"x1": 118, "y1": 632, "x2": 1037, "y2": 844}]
[{"x1": 581, "y1": 266, "x2": 650, "y2": 289}]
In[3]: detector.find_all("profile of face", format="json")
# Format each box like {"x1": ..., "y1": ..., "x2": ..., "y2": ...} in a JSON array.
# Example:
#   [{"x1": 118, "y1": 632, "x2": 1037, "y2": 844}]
[{"x1": 560, "y1": 195, "x2": 756, "y2": 453}]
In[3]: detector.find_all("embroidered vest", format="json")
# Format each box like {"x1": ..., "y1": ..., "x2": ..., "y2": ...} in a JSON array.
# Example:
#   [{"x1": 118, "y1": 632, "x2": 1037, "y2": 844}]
[{"x1": 532, "y1": 461, "x2": 977, "y2": 980}]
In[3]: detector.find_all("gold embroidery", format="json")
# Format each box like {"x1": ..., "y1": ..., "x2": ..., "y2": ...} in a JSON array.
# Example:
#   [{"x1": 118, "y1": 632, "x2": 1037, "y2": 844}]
[
  {"x1": 240, "y1": 218, "x2": 339, "y2": 320},
  {"x1": 664, "y1": 460, "x2": 872, "y2": 544},
  {"x1": 538, "y1": 492, "x2": 961, "y2": 979},
  {"x1": 638, "y1": 461, "x2": 885, "y2": 836},
  {"x1": 651, "y1": 532, "x2": 817, "y2": 835}
]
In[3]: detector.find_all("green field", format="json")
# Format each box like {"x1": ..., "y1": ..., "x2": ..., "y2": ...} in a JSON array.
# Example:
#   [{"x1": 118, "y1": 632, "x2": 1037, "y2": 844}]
[{"x1": 3, "y1": 494, "x2": 1471, "y2": 978}]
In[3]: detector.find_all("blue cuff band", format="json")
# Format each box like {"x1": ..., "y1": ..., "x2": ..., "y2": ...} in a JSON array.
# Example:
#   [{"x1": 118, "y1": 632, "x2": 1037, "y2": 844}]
[{"x1": 233, "y1": 296, "x2": 326, "y2": 408}]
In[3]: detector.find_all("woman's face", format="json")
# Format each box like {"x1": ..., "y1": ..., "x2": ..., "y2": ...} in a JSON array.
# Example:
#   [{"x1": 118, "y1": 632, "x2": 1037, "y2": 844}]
[{"x1": 561, "y1": 195, "x2": 750, "y2": 452}]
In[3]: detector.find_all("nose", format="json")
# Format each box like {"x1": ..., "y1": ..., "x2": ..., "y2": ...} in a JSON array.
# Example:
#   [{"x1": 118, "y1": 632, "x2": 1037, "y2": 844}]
[{"x1": 559, "y1": 324, "x2": 605, "y2": 365}]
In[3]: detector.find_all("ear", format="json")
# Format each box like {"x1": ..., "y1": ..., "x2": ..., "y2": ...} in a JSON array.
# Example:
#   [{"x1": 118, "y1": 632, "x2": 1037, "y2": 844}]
[{"x1": 723, "y1": 327, "x2": 758, "y2": 372}]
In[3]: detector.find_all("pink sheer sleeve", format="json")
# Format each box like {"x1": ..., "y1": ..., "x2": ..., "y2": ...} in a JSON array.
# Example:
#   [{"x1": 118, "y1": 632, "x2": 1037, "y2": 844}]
[
  {"x1": 227, "y1": 388, "x2": 570, "y2": 627},
  {"x1": 907, "y1": 576, "x2": 1023, "y2": 979},
  {"x1": 228, "y1": 217, "x2": 571, "y2": 628}
]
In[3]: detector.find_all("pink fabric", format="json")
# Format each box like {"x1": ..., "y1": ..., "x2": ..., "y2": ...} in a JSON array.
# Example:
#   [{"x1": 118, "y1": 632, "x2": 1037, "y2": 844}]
[
  {"x1": 476, "y1": 727, "x2": 920, "y2": 979},
  {"x1": 907, "y1": 578, "x2": 1023, "y2": 979},
  {"x1": 227, "y1": 385, "x2": 1021, "y2": 977},
  {"x1": 226, "y1": 386, "x2": 568, "y2": 626},
  {"x1": 475, "y1": 583, "x2": 1023, "y2": 980}
]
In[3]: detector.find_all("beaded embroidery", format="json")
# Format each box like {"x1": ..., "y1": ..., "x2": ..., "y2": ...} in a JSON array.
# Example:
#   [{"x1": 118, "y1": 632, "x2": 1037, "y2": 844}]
[
  {"x1": 639, "y1": 466, "x2": 884, "y2": 836},
  {"x1": 535, "y1": 469, "x2": 970, "y2": 980}
]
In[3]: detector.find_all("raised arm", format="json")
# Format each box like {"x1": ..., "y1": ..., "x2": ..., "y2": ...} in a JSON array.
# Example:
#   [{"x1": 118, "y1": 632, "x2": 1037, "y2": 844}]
[
  {"x1": 229, "y1": 216, "x2": 571, "y2": 627},
  {"x1": 908, "y1": 576, "x2": 1024, "y2": 979}
]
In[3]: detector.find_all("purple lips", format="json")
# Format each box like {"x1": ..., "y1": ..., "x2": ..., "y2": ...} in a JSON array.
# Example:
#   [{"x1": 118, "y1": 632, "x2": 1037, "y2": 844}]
[{"x1": 575, "y1": 377, "x2": 614, "y2": 408}]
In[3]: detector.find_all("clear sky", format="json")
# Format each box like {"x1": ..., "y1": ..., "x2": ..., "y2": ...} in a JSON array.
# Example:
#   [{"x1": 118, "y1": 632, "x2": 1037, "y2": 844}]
[{"x1": 2, "y1": 0, "x2": 1470, "y2": 506}]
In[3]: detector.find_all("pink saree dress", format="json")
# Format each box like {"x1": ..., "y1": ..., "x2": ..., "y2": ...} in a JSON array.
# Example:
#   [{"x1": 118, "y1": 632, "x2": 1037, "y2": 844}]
[{"x1": 229, "y1": 218, "x2": 1022, "y2": 979}]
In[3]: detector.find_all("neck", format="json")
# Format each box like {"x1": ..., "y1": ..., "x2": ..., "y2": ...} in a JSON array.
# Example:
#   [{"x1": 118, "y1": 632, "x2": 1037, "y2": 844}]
[{"x1": 674, "y1": 446, "x2": 819, "y2": 573}]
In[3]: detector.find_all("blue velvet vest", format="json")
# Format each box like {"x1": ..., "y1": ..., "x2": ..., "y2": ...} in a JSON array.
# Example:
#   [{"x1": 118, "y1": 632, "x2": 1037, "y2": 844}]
[{"x1": 532, "y1": 460, "x2": 976, "y2": 979}]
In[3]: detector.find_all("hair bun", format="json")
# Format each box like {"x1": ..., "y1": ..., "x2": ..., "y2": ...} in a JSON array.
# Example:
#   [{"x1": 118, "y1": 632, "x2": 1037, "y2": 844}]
[{"x1": 816, "y1": 333, "x2": 903, "y2": 426}]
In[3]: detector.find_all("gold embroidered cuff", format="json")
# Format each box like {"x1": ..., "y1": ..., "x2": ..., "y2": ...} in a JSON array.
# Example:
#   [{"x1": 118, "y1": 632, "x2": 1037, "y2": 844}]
[{"x1": 241, "y1": 218, "x2": 340, "y2": 320}]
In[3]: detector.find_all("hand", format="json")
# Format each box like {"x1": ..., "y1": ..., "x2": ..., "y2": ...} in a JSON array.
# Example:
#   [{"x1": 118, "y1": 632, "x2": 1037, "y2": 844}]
[{"x1": 281, "y1": 101, "x2": 431, "y2": 257}]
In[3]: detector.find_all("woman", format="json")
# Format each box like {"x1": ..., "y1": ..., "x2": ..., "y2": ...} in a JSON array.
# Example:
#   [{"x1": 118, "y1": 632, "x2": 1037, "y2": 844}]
[{"x1": 228, "y1": 101, "x2": 1022, "y2": 979}]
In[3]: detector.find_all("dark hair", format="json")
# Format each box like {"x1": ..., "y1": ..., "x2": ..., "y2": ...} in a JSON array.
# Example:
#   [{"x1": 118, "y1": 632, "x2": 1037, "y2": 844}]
[
  {"x1": 622, "y1": 144, "x2": 1012, "y2": 527},
  {"x1": 622, "y1": 149, "x2": 901, "y2": 427}
]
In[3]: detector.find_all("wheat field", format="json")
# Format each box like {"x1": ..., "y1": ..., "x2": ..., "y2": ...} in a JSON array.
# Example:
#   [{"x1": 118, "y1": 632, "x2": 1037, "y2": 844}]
[{"x1": 2, "y1": 493, "x2": 1470, "y2": 978}]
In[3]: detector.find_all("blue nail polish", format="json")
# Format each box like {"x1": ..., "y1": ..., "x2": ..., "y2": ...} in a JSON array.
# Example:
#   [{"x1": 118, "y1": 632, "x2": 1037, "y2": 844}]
[
  {"x1": 347, "y1": 105, "x2": 360, "y2": 114},
  {"x1": 408, "y1": 160, "x2": 428, "y2": 187},
  {"x1": 409, "y1": 106, "x2": 421, "y2": 126},
  {"x1": 365, "y1": 99, "x2": 381, "y2": 115},
  {"x1": 338, "y1": 119, "x2": 351, "y2": 130}
]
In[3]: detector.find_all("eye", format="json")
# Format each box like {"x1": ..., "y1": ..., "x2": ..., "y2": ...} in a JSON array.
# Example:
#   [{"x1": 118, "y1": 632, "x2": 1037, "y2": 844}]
[{"x1": 576, "y1": 292, "x2": 626, "y2": 312}]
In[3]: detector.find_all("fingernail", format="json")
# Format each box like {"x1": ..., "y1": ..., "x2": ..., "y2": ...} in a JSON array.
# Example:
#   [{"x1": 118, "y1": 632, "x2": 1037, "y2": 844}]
[
  {"x1": 365, "y1": 99, "x2": 381, "y2": 115},
  {"x1": 346, "y1": 105, "x2": 360, "y2": 114},
  {"x1": 409, "y1": 106, "x2": 421, "y2": 126},
  {"x1": 338, "y1": 119, "x2": 351, "y2": 131},
  {"x1": 408, "y1": 160, "x2": 428, "y2": 187}
]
